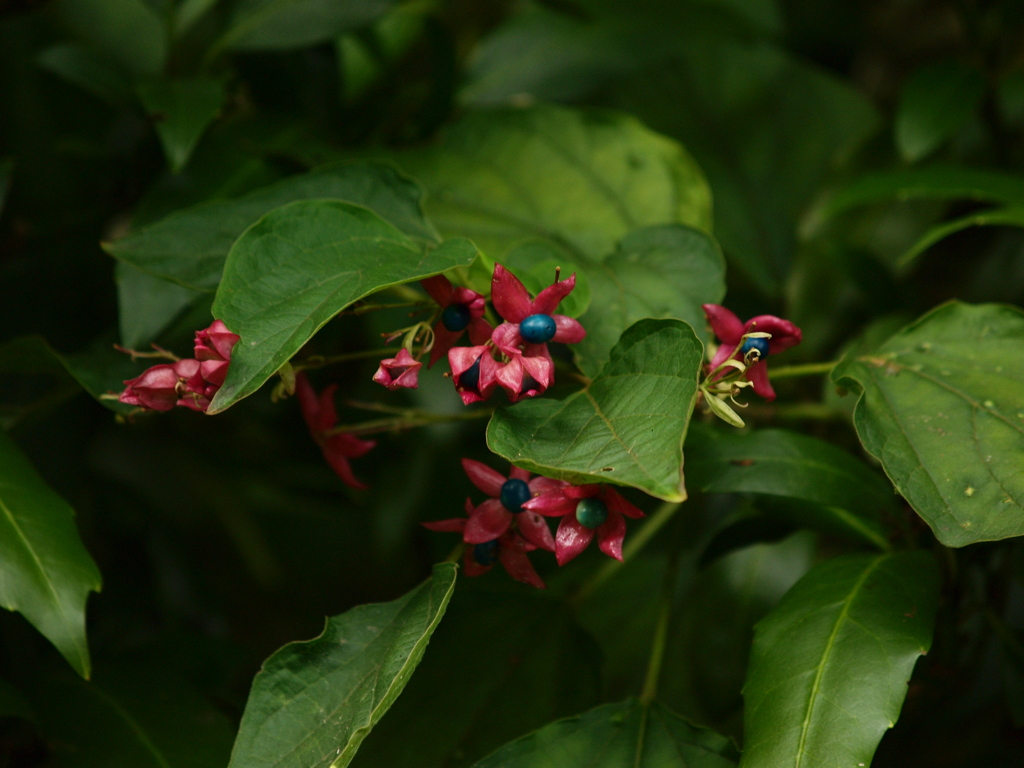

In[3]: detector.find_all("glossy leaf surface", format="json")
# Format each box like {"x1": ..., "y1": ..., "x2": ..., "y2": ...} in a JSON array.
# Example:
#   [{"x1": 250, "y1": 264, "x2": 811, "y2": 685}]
[
  {"x1": 741, "y1": 552, "x2": 939, "y2": 768},
  {"x1": 833, "y1": 301, "x2": 1024, "y2": 547},
  {"x1": 0, "y1": 430, "x2": 101, "y2": 677},
  {"x1": 488, "y1": 319, "x2": 702, "y2": 501},
  {"x1": 105, "y1": 161, "x2": 437, "y2": 290},
  {"x1": 229, "y1": 563, "x2": 457, "y2": 768},
  {"x1": 209, "y1": 200, "x2": 477, "y2": 411},
  {"x1": 474, "y1": 699, "x2": 737, "y2": 768}
]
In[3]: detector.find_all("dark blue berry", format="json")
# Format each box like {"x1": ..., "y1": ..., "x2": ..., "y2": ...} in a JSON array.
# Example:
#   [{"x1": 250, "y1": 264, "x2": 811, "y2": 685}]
[
  {"x1": 740, "y1": 337, "x2": 770, "y2": 358},
  {"x1": 519, "y1": 314, "x2": 557, "y2": 344},
  {"x1": 441, "y1": 304, "x2": 472, "y2": 332},
  {"x1": 575, "y1": 497, "x2": 608, "y2": 529},
  {"x1": 460, "y1": 358, "x2": 481, "y2": 390},
  {"x1": 500, "y1": 478, "x2": 531, "y2": 513},
  {"x1": 473, "y1": 540, "x2": 500, "y2": 566}
]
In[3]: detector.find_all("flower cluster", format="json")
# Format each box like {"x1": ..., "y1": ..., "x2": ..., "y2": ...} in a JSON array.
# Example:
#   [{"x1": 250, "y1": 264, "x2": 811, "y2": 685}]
[
  {"x1": 424, "y1": 459, "x2": 644, "y2": 588},
  {"x1": 119, "y1": 320, "x2": 239, "y2": 413}
]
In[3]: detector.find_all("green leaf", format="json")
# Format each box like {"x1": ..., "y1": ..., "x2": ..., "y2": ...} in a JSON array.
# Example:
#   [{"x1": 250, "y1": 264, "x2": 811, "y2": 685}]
[
  {"x1": 228, "y1": 563, "x2": 457, "y2": 768},
  {"x1": 897, "y1": 205, "x2": 1024, "y2": 268},
  {"x1": 136, "y1": 77, "x2": 226, "y2": 173},
  {"x1": 36, "y1": 43, "x2": 133, "y2": 106},
  {"x1": 487, "y1": 318, "x2": 702, "y2": 502},
  {"x1": 823, "y1": 165, "x2": 1024, "y2": 218},
  {"x1": 29, "y1": 664, "x2": 233, "y2": 767},
  {"x1": 473, "y1": 699, "x2": 738, "y2": 768},
  {"x1": 373, "y1": 104, "x2": 712, "y2": 261},
  {"x1": 351, "y1": 583, "x2": 602, "y2": 768},
  {"x1": 217, "y1": 0, "x2": 394, "y2": 51},
  {"x1": 116, "y1": 262, "x2": 205, "y2": 348},
  {"x1": 832, "y1": 301, "x2": 1024, "y2": 547},
  {"x1": 52, "y1": 0, "x2": 166, "y2": 77},
  {"x1": 209, "y1": 201, "x2": 477, "y2": 412},
  {"x1": 574, "y1": 225, "x2": 725, "y2": 376},
  {"x1": 685, "y1": 424, "x2": 893, "y2": 549},
  {"x1": 895, "y1": 60, "x2": 986, "y2": 162},
  {"x1": 741, "y1": 551, "x2": 940, "y2": 768},
  {"x1": 105, "y1": 161, "x2": 438, "y2": 290},
  {"x1": 0, "y1": 430, "x2": 101, "y2": 678}
]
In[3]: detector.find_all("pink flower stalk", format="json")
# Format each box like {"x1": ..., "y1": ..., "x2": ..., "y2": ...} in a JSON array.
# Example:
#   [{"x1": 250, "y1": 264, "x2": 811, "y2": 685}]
[
  {"x1": 295, "y1": 372, "x2": 376, "y2": 489},
  {"x1": 490, "y1": 264, "x2": 586, "y2": 359},
  {"x1": 423, "y1": 499, "x2": 546, "y2": 589},
  {"x1": 372, "y1": 348, "x2": 422, "y2": 390},
  {"x1": 420, "y1": 275, "x2": 492, "y2": 367},
  {"x1": 523, "y1": 484, "x2": 645, "y2": 565},
  {"x1": 702, "y1": 304, "x2": 802, "y2": 401},
  {"x1": 459, "y1": 459, "x2": 563, "y2": 551},
  {"x1": 448, "y1": 345, "x2": 500, "y2": 405}
]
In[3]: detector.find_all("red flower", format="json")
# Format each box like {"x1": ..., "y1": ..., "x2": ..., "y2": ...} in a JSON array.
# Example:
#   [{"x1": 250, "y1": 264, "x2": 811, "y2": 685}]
[
  {"x1": 295, "y1": 372, "x2": 376, "y2": 489},
  {"x1": 702, "y1": 304, "x2": 802, "y2": 401},
  {"x1": 372, "y1": 348, "x2": 422, "y2": 390},
  {"x1": 420, "y1": 275, "x2": 492, "y2": 367},
  {"x1": 194, "y1": 319, "x2": 240, "y2": 387},
  {"x1": 490, "y1": 265, "x2": 585, "y2": 359},
  {"x1": 523, "y1": 484, "x2": 644, "y2": 565},
  {"x1": 120, "y1": 361, "x2": 192, "y2": 411},
  {"x1": 490, "y1": 326, "x2": 555, "y2": 403},
  {"x1": 448, "y1": 345, "x2": 500, "y2": 405},
  {"x1": 423, "y1": 499, "x2": 546, "y2": 589},
  {"x1": 459, "y1": 459, "x2": 563, "y2": 551}
]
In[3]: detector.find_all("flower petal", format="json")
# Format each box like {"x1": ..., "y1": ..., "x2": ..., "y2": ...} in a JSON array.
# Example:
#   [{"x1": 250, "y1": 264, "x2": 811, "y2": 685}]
[
  {"x1": 528, "y1": 476, "x2": 568, "y2": 496},
  {"x1": 702, "y1": 304, "x2": 744, "y2": 345},
  {"x1": 467, "y1": 317, "x2": 493, "y2": 346},
  {"x1": 555, "y1": 514, "x2": 594, "y2": 565},
  {"x1": 321, "y1": 449, "x2": 367, "y2": 489},
  {"x1": 464, "y1": 499, "x2": 513, "y2": 543},
  {"x1": 551, "y1": 315, "x2": 586, "y2": 344},
  {"x1": 745, "y1": 315, "x2": 803, "y2": 354},
  {"x1": 746, "y1": 359, "x2": 776, "y2": 401},
  {"x1": 429, "y1": 325, "x2": 462, "y2": 367},
  {"x1": 563, "y1": 484, "x2": 601, "y2": 499},
  {"x1": 517, "y1": 512, "x2": 556, "y2": 551},
  {"x1": 491, "y1": 322, "x2": 524, "y2": 356},
  {"x1": 463, "y1": 548, "x2": 492, "y2": 577},
  {"x1": 605, "y1": 487, "x2": 645, "y2": 519},
  {"x1": 462, "y1": 458, "x2": 506, "y2": 496},
  {"x1": 317, "y1": 384, "x2": 340, "y2": 432},
  {"x1": 420, "y1": 275, "x2": 455, "y2": 306},
  {"x1": 520, "y1": 353, "x2": 554, "y2": 391},
  {"x1": 294, "y1": 372, "x2": 321, "y2": 432},
  {"x1": 533, "y1": 273, "x2": 576, "y2": 315},
  {"x1": 491, "y1": 264, "x2": 532, "y2": 322},
  {"x1": 596, "y1": 509, "x2": 626, "y2": 560},
  {"x1": 522, "y1": 495, "x2": 576, "y2": 517},
  {"x1": 422, "y1": 518, "x2": 467, "y2": 532},
  {"x1": 510, "y1": 466, "x2": 531, "y2": 481},
  {"x1": 498, "y1": 533, "x2": 545, "y2": 588}
]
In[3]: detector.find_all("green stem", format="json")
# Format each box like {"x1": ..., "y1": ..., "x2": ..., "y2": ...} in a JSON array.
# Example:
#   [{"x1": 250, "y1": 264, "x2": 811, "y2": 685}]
[
  {"x1": 767, "y1": 361, "x2": 839, "y2": 379},
  {"x1": 344, "y1": 301, "x2": 431, "y2": 316},
  {"x1": 743, "y1": 402, "x2": 846, "y2": 421},
  {"x1": 640, "y1": 587, "x2": 673, "y2": 705},
  {"x1": 294, "y1": 348, "x2": 400, "y2": 371},
  {"x1": 327, "y1": 408, "x2": 492, "y2": 436},
  {"x1": 444, "y1": 541, "x2": 465, "y2": 565}
]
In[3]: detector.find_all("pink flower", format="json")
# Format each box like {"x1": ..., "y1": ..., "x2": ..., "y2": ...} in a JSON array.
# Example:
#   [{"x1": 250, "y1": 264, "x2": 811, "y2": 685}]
[
  {"x1": 420, "y1": 275, "x2": 492, "y2": 367},
  {"x1": 119, "y1": 361, "x2": 192, "y2": 411},
  {"x1": 491, "y1": 326, "x2": 555, "y2": 403},
  {"x1": 423, "y1": 499, "x2": 546, "y2": 589},
  {"x1": 372, "y1": 348, "x2": 422, "y2": 390},
  {"x1": 523, "y1": 484, "x2": 644, "y2": 565},
  {"x1": 490, "y1": 265, "x2": 586, "y2": 358},
  {"x1": 448, "y1": 345, "x2": 500, "y2": 405},
  {"x1": 702, "y1": 304, "x2": 802, "y2": 401},
  {"x1": 459, "y1": 459, "x2": 563, "y2": 551},
  {"x1": 295, "y1": 372, "x2": 376, "y2": 489},
  {"x1": 194, "y1": 319, "x2": 240, "y2": 387}
]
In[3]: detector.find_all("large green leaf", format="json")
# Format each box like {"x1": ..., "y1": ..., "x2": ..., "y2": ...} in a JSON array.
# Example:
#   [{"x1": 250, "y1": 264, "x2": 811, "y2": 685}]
[
  {"x1": 473, "y1": 699, "x2": 738, "y2": 768},
  {"x1": 115, "y1": 261, "x2": 205, "y2": 348},
  {"x1": 740, "y1": 552, "x2": 939, "y2": 768},
  {"x1": 217, "y1": 0, "x2": 394, "y2": 51},
  {"x1": 895, "y1": 60, "x2": 986, "y2": 162},
  {"x1": 374, "y1": 104, "x2": 712, "y2": 261},
  {"x1": 833, "y1": 301, "x2": 1024, "y2": 547},
  {"x1": 209, "y1": 200, "x2": 477, "y2": 412},
  {"x1": 29, "y1": 664, "x2": 233, "y2": 767},
  {"x1": 136, "y1": 77, "x2": 226, "y2": 173},
  {"x1": 105, "y1": 161, "x2": 438, "y2": 290},
  {"x1": 574, "y1": 224, "x2": 725, "y2": 377},
  {"x1": 228, "y1": 563, "x2": 457, "y2": 768},
  {"x1": 0, "y1": 430, "x2": 101, "y2": 678},
  {"x1": 351, "y1": 583, "x2": 602, "y2": 768},
  {"x1": 487, "y1": 318, "x2": 702, "y2": 502},
  {"x1": 685, "y1": 424, "x2": 893, "y2": 549}
]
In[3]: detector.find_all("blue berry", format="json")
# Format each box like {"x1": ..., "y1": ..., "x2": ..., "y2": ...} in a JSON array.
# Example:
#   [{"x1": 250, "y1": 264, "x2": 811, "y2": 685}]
[
  {"x1": 460, "y1": 358, "x2": 481, "y2": 390},
  {"x1": 575, "y1": 497, "x2": 608, "y2": 529},
  {"x1": 519, "y1": 314, "x2": 557, "y2": 344},
  {"x1": 741, "y1": 337, "x2": 770, "y2": 358},
  {"x1": 473, "y1": 540, "x2": 500, "y2": 566},
  {"x1": 500, "y1": 478, "x2": 531, "y2": 513},
  {"x1": 441, "y1": 304, "x2": 472, "y2": 332}
]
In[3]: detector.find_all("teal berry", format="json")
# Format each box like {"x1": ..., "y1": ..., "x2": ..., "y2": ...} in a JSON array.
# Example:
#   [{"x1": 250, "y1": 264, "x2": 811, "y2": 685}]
[
  {"x1": 460, "y1": 358, "x2": 481, "y2": 390},
  {"x1": 441, "y1": 303, "x2": 472, "y2": 332},
  {"x1": 499, "y1": 478, "x2": 531, "y2": 513},
  {"x1": 519, "y1": 314, "x2": 557, "y2": 344},
  {"x1": 575, "y1": 497, "x2": 608, "y2": 529},
  {"x1": 473, "y1": 540, "x2": 500, "y2": 566},
  {"x1": 741, "y1": 337, "x2": 770, "y2": 358}
]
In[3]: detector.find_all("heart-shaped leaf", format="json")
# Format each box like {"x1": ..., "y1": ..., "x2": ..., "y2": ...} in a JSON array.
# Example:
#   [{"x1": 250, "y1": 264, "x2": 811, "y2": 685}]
[
  {"x1": 0, "y1": 430, "x2": 102, "y2": 678},
  {"x1": 229, "y1": 563, "x2": 457, "y2": 768},
  {"x1": 833, "y1": 301, "x2": 1024, "y2": 547},
  {"x1": 209, "y1": 200, "x2": 477, "y2": 412},
  {"x1": 487, "y1": 319, "x2": 703, "y2": 502},
  {"x1": 741, "y1": 552, "x2": 939, "y2": 768}
]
